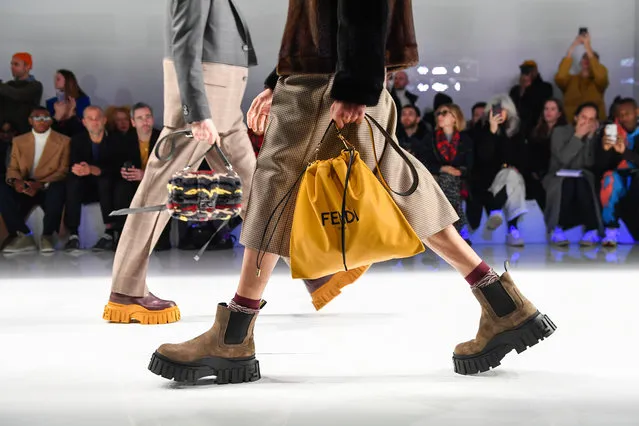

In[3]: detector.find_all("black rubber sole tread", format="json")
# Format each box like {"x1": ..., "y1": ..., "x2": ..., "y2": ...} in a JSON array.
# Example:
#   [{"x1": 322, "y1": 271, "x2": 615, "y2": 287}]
[
  {"x1": 148, "y1": 351, "x2": 261, "y2": 384},
  {"x1": 453, "y1": 312, "x2": 556, "y2": 375}
]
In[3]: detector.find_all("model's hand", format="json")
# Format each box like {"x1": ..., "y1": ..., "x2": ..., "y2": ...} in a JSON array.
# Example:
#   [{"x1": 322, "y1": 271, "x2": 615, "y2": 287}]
[
  {"x1": 191, "y1": 118, "x2": 220, "y2": 146},
  {"x1": 330, "y1": 101, "x2": 366, "y2": 129},
  {"x1": 247, "y1": 88, "x2": 273, "y2": 135}
]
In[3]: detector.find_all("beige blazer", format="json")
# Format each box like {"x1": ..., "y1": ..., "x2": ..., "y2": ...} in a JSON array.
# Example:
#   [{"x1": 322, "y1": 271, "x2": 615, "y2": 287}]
[{"x1": 5, "y1": 130, "x2": 70, "y2": 183}]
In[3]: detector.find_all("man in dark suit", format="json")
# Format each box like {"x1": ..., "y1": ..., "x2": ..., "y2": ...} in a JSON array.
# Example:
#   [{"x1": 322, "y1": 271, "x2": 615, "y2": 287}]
[
  {"x1": 64, "y1": 105, "x2": 121, "y2": 251},
  {"x1": 115, "y1": 102, "x2": 171, "y2": 249},
  {"x1": 106, "y1": 0, "x2": 259, "y2": 325},
  {"x1": 389, "y1": 70, "x2": 418, "y2": 110}
]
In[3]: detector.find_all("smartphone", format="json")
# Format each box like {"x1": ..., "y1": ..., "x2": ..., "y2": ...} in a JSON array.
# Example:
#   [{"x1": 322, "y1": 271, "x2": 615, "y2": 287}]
[
  {"x1": 604, "y1": 124, "x2": 617, "y2": 143},
  {"x1": 123, "y1": 161, "x2": 133, "y2": 171},
  {"x1": 56, "y1": 90, "x2": 66, "y2": 103},
  {"x1": 492, "y1": 102, "x2": 502, "y2": 117},
  {"x1": 579, "y1": 27, "x2": 588, "y2": 36}
]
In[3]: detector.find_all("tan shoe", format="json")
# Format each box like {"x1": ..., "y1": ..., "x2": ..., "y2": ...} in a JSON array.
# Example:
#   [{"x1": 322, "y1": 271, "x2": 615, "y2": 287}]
[
  {"x1": 148, "y1": 303, "x2": 262, "y2": 384},
  {"x1": 453, "y1": 268, "x2": 556, "y2": 375},
  {"x1": 2, "y1": 233, "x2": 37, "y2": 254},
  {"x1": 40, "y1": 235, "x2": 55, "y2": 253}
]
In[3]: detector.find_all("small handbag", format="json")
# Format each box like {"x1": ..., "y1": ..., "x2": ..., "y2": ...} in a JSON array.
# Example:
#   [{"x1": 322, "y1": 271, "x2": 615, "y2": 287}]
[
  {"x1": 109, "y1": 129, "x2": 241, "y2": 259},
  {"x1": 257, "y1": 114, "x2": 425, "y2": 282}
]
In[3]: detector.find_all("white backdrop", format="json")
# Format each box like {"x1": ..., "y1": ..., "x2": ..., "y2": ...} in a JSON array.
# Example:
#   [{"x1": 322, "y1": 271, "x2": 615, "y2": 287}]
[{"x1": 0, "y1": 0, "x2": 637, "y2": 122}]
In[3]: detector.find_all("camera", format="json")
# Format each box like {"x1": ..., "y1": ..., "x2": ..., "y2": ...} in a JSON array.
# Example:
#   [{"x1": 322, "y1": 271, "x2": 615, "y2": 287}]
[
  {"x1": 579, "y1": 27, "x2": 588, "y2": 36},
  {"x1": 123, "y1": 161, "x2": 134, "y2": 171}
]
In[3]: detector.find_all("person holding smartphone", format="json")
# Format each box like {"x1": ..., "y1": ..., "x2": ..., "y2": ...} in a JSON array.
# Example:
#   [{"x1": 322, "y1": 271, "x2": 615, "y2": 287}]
[
  {"x1": 467, "y1": 94, "x2": 528, "y2": 247},
  {"x1": 555, "y1": 29, "x2": 608, "y2": 122},
  {"x1": 596, "y1": 98, "x2": 639, "y2": 246}
]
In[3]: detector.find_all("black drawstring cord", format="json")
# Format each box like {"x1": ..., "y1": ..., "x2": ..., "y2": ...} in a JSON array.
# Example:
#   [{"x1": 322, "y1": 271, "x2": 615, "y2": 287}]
[{"x1": 340, "y1": 147, "x2": 355, "y2": 271}]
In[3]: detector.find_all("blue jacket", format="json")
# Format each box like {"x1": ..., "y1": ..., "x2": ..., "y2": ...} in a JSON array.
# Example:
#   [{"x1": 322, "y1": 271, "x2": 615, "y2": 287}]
[{"x1": 46, "y1": 95, "x2": 91, "y2": 120}]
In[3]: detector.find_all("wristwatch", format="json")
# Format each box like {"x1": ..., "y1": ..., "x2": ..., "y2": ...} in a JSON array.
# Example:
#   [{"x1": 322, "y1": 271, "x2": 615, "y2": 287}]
[{"x1": 6, "y1": 178, "x2": 16, "y2": 188}]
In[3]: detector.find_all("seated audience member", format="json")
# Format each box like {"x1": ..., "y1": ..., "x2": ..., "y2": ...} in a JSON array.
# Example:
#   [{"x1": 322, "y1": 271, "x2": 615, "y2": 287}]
[
  {"x1": 0, "y1": 120, "x2": 17, "y2": 176},
  {"x1": 0, "y1": 107, "x2": 69, "y2": 253},
  {"x1": 46, "y1": 69, "x2": 90, "y2": 120},
  {"x1": 607, "y1": 96, "x2": 622, "y2": 122},
  {"x1": 65, "y1": 106, "x2": 121, "y2": 251},
  {"x1": 555, "y1": 32, "x2": 608, "y2": 122},
  {"x1": 390, "y1": 71, "x2": 418, "y2": 109},
  {"x1": 543, "y1": 102, "x2": 602, "y2": 246},
  {"x1": 422, "y1": 93, "x2": 453, "y2": 131},
  {"x1": 467, "y1": 102, "x2": 486, "y2": 129},
  {"x1": 422, "y1": 103, "x2": 473, "y2": 242},
  {"x1": 509, "y1": 60, "x2": 553, "y2": 135},
  {"x1": 0, "y1": 53, "x2": 44, "y2": 134},
  {"x1": 107, "y1": 106, "x2": 133, "y2": 137},
  {"x1": 117, "y1": 102, "x2": 171, "y2": 250},
  {"x1": 396, "y1": 105, "x2": 431, "y2": 163},
  {"x1": 526, "y1": 98, "x2": 568, "y2": 211},
  {"x1": 51, "y1": 96, "x2": 84, "y2": 138},
  {"x1": 467, "y1": 94, "x2": 528, "y2": 246},
  {"x1": 597, "y1": 98, "x2": 639, "y2": 246}
]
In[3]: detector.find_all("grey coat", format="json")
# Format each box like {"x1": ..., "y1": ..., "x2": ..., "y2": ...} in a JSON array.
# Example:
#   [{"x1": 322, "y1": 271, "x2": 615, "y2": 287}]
[
  {"x1": 542, "y1": 124, "x2": 603, "y2": 233},
  {"x1": 165, "y1": 0, "x2": 257, "y2": 124}
]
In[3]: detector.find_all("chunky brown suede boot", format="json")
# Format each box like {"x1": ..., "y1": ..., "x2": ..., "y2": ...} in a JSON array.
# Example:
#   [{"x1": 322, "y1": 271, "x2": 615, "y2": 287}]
[
  {"x1": 453, "y1": 269, "x2": 556, "y2": 375},
  {"x1": 148, "y1": 303, "x2": 261, "y2": 384}
]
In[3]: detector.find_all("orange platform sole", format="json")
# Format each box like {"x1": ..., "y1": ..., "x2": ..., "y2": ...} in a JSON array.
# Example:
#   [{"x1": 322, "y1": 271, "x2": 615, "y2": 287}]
[{"x1": 103, "y1": 302, "x2": 181, "y2": 325}]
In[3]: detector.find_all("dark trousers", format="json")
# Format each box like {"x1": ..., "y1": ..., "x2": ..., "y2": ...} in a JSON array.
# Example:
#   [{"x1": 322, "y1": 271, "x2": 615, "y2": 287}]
[
  {"x1": 65, "y1": 175, "x2": 113, "y2": 235},
  {"x1": 558, "y1": 178, "x2": 600, "y2": 231},
  {"x1": 0, "y1": 180, "x2": 66, "y2": 235},
  {"x1": 435, "y1": 173, "x2": 467, "y2": 231},
  {"x1": 113, "y1": 179, "x2": 171, "y2": 245},
  {"x1": 526, "y1": 176, "x2": 546, "y2": 211}
]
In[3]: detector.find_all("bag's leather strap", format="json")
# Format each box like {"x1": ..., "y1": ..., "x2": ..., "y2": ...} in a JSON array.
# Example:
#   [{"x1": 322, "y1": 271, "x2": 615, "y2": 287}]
[
  {"x1": 153, "y1": 129, "x2": 234, "y2": 173},
  {"x1": 314, "y1": 114, "x2": 419, "y2": 196},
  {"x1": 364, "y1": 113, "x2": 419, "y2": 197}
]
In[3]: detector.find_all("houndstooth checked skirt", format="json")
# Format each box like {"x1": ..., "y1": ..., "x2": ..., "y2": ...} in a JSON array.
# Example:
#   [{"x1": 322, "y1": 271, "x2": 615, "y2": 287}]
[{"x1": 239, "y1": 74, "x2": 459, "y2": 257}]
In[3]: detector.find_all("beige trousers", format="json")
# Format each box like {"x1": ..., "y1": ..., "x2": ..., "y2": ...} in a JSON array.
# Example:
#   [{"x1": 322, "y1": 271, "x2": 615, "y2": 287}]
[{"x1": 111, "y1": 60, "x2": 256, "y2": 296}]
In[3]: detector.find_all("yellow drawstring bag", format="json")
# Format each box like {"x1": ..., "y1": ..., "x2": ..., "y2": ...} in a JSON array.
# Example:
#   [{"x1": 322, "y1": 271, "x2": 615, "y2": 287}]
[{"x1": 289, "y1": 115, "x2": 424, "y2": 282}]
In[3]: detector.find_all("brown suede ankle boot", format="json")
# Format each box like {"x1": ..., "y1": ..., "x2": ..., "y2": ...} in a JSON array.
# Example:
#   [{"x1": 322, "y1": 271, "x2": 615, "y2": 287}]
[
  {"x1": 148, "y1": 303, "x2": 262, "y2": 384},
  {"x1": 453, "y1": 268, "x2": 556, "y2": 375}
]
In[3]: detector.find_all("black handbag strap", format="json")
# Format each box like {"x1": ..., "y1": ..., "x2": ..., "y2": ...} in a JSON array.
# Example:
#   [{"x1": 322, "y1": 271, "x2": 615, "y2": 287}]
[
  {"x1": 153, "y1": 129, "x2": 234, "y2": 173},
  {"x1": 313, "y1": 114, "x2": 419, "y2": 196}
]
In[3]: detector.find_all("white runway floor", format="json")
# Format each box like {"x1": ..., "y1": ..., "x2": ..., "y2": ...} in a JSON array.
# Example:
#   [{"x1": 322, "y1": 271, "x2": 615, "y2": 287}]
[{"x1": 1, "y1": 245, "x2": 638, "y2": 425}]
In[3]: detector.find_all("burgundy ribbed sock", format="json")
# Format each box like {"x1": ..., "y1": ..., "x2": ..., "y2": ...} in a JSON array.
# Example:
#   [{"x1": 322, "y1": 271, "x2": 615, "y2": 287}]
[
  {"x1": 465, "y1": 261, "x2": 500, "y2": 288},
  {"x1": 229, "y1": 293, "x2": 261, "y2": 314}
]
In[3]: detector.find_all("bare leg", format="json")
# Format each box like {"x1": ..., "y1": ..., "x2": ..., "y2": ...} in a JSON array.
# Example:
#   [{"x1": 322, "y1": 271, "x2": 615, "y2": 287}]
[
  {"x1": 236, "y1": 248, "x2": 280, "y2": 300},
  {"x1": 424, "y1": 224, "x2": 483, "y2": 277}
]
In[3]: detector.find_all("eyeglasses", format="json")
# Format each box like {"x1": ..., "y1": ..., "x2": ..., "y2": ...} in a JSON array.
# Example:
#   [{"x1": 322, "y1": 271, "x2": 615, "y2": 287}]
[
  {"x1": 30, "y1": 116, "x2": 52, "y2": 122},
  {"x1": 436, "y1": 110, "x2": 451, "y2": 117}
]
